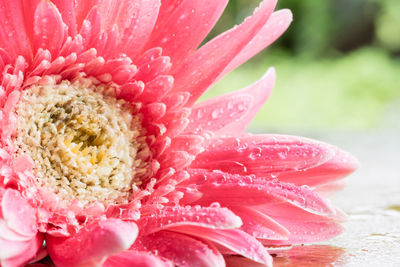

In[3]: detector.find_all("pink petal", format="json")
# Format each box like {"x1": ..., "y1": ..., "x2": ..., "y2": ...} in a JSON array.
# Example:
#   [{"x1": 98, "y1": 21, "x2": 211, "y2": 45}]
[
  {"x1": 3, "y1": 90, "x2": 20, "y2": 116},
  {"x1": 219, "y1": 9, "x2": 293, "y2": 79},
  {"x1": 276, "y1": 147, "x2": 359, "y2": 187},
  {"x1": 0, "y1": 234, "x2": 43, "y2": 266},
  {"x1": 161, "y1": 92, "x2": 191, "y2": 111},
  {"x1": 84, "y1": 56, "x2": 106, "y2": 77},
  {"x1": 118, "y1": 81, "x2": 145, "y2": 102},
  {"x1": 167, "y1": 134, "x2": 205, "y2": 156},
  {"x1": 33, "y1": 0, "x2": 67, "y2": 56},
  {"x1": 158, "y1": 150, "x2": 194, "y2": 172},
  {"x1": 104, "y1": 251, "x2": 172, "y2": 267},
  {"x1": 135, "y1": 47, "x2": 162, "y2": 66},
  {"x1": 135, "y1": 56, "x2": 172, "y2": 83},
  {"x1": 94, "y1": 0, "x2": 132, "y2": 30},
  {"x1": 146, "y1": 122, "x2": 167, "y2": 137},
  {"x1": 75, "y1": 0, "x2": 97, "y2": 30},
  {"x1": 80, "y1": 6, "x2": 101, "y2": 48},
  {"x1": 163, "y1": 117, "x2": 190, "y2": 139},
  {"x1": 0, "y1": 91, "x2": 20, "y2": 141},
  {"x1": 43, "y1": 55, "x2": 66, "y2": 75},
  {"x1": 51, "y1": 0, "x2": 78, "y2": 36},
  {"x1": 137, "y1": 206, "x2": 242, "y2": 235},
  {"x1": 1, "y1": 189, "x2": 36, "y2": 237},
  {"x1": 94, "y1": 28, "x2": 119, "y2": 59},
  {"x1": 59, "y1": 35, "x2": 84, "y2": 57},
  {"x1": 230, "y1": 206, "x2": 289, "y2": 241},
  {"x1": 146, "y1": 0, "x2": 228, "y2": 68},
  {"x1": 46, "y1": 219, "x2": 138, "y2": 267},
  {"x1": 181, "y1": 169, "x2": 336, "y2": 216},
  {"x1": 152, "y1": 136, "x2": 172, "y2": 158},
  {"x1": 141, "y1": 103, "x2": 167, "y2": 122},
  {"x1": 191, "y1": 135, "x2": 335, "y2": 176},
  {"x1": 179, "y1": 191, "x2": 203, "y2": 205},
  {"x1": 110, "y1": 62, "x2": 138, "y2": 84},
  {"x1": 255, "y1": 203, "x2": 343, "y2": 245},
  {"x1": 139, "y1": 75, "x2": 174, "y2": 104},
  {"x1": 267, "y1": 220, "x2": 342, "y2": 246},
  {"x1": 133, "y1": 231, "x2": 225, "y2": 267},
  {"x1": 152, "y1": 0, "x2": 183, "y2": 27},
  {"x1": 13, "y1": 154, "x2": 34, "y2": 174},
  {"x1": 0, "y1": 0, "x2": 32, "y2": 60},
  {"x1": 170, "y1": 226, "x2": 272, "y2": 266},
  {"x1": 28, "y1": 48, "x2": 51, "y2": 75},
  {"x1": 114, "y1": 0, "x2": 161, "y2": 59},
  {"x1": 171, "y1": 0, "x2": 277, "y2": 105},
  {"x1": 0, "y1": 220, "x2": 33, "y2": 242},
  {"x1": 186, "y1": 68, "x2": 275, "y2": 135},
  {"x1": 0, "y1": 237, "x2": 34, "y2": 259},
  {"x1": 21, "y1": 0, "x2": 40, "y2": 42},
  {"x1": 0, "y1": 47, "x2": 11, "y2": 66},
  {"x1": 1, "y1": 72, "x2": 24, "y2": 95},
  {"x1": 101, "y1": 56, "x2": 132, "y2": 73}
]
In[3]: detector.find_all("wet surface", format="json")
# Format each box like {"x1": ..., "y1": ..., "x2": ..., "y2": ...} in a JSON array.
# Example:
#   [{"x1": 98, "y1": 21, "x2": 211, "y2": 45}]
[
  {"x1": 274, "y1": 130, "x2": 400, "y2": 267},
  {"x1": 272, "y1": 245, "x2": 346, "y2": 266}
]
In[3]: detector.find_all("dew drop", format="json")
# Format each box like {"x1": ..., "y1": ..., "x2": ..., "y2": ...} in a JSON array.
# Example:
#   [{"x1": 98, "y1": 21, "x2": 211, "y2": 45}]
[
  {"x1": 211, "y1": 109, "x2": 219, "y2": 119},
  {"x1": 278, "y1": 151, "x2": 287, "y2": 159},
  {"x1": 249, "y1": 152, "x2": 261, "y2": 160},
  {"x1": 210, "y1": 202, "x2": 221, "y2": 208}
]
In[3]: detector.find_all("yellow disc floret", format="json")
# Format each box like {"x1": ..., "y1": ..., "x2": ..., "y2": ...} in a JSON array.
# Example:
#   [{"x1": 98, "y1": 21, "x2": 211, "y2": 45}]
[{"x1": 14, "y1": 81, "x2": 149, "y2": 204}]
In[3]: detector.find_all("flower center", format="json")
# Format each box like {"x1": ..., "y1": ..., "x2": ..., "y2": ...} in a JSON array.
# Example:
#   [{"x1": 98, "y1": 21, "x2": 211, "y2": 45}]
[{"x1": 14, "y1": 81, "x2": 149, "y2": 204}]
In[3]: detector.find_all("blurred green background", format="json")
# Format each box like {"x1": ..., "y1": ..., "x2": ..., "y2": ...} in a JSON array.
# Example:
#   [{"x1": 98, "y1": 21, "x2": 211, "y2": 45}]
[{"x1": 203, "y1": 0, "x2": 400, "y2": 132}]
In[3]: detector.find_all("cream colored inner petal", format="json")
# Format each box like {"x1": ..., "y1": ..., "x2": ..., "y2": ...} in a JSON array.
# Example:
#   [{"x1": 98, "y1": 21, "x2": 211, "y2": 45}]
[{"x1": 14, "y1": 81, "x2": 148, "y2": 204}]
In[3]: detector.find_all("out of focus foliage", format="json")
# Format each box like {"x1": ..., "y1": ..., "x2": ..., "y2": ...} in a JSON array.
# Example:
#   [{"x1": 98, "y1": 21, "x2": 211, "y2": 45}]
[
  {"x1": 212, "y1": 0, "x2": 400, "y2": 56},
  {"x1": 376, "y1": 0, "x2": 400, "y2": 52},
  {"x1": 205, "y1": 0, "x2": 400, "y2": 131}
]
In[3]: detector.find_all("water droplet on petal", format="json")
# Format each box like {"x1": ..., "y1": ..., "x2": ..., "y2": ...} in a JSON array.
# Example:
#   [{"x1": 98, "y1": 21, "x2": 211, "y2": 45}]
[
  {"x1": 211, "y1": 109, "x2": 219, "y2": 119},
  {"x1": 210, "y1": 202, "x2": 221, "y2": 208}
]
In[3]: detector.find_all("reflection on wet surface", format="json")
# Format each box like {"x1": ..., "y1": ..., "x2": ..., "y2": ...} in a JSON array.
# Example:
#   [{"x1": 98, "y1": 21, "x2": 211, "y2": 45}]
[
  {"x1": 272, "y1": 245, "x2": 345, "y2": 267},
  {"x1": 387, "y1": 205, "x2": 400, "y2": 212}
]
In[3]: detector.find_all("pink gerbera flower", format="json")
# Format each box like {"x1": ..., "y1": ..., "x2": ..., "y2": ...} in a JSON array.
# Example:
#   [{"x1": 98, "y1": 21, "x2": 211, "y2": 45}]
[{"x1": 0, "y1": 0, "x2": 358, "y2": 266}]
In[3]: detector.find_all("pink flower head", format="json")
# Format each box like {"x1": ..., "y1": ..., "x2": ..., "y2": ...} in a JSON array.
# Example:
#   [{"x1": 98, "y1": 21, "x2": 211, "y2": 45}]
[{"x1": 0, "y1": 0, "x2": 358, "y2": 266}]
